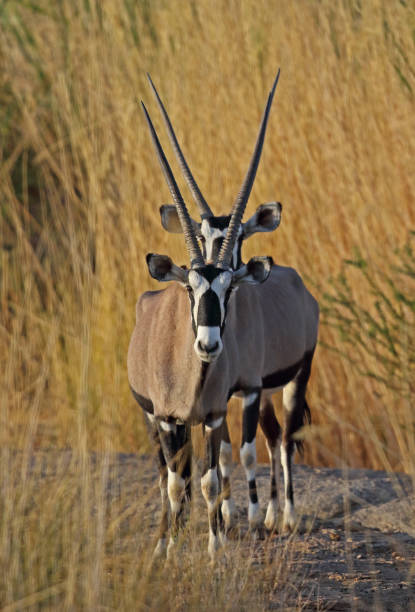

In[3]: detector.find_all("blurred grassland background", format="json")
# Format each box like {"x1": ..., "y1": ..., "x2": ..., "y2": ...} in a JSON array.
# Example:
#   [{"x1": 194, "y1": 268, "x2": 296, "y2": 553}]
[{"x1": 1, "y1": 0, "x2": 414, "y2": 472}]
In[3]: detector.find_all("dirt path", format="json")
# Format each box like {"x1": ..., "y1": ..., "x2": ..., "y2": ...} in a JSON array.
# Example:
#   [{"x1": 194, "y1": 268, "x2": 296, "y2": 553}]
[{"x1": 24, "y1": 452, "x2": 415, "y2": 610}]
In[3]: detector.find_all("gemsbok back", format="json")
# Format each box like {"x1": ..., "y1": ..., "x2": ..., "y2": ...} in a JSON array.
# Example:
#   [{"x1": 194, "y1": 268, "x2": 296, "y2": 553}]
[{"x1": 127, "y1": 70, "x2": 319, "y2": 560}]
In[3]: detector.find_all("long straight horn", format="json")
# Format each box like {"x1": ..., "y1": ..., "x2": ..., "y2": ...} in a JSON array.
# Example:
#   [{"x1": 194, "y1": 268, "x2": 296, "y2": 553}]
[
  {"x1": 217, "y1": 70, "x2": 280, "y2": 269},
  {"x1": 141, "y1": 101, "x2": 205, "y2": 268},
  {"x1": 147, "y1": 74, "x2": 213, "y2": 219}
]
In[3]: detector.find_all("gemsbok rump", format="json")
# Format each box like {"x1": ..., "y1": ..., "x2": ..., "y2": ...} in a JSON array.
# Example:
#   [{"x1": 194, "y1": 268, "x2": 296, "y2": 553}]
[{"x1": 127, "y1": 70, "x2": 319, "y2": 560}]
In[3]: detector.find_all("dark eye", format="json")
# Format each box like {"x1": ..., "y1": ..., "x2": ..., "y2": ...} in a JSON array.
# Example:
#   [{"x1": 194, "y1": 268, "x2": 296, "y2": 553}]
[
  {"x1": 199, "y1": 236, "x2": 206, "y2": 244},
  {"x1": 186, "y1": 285, "x2": 192, "y2": 294}
]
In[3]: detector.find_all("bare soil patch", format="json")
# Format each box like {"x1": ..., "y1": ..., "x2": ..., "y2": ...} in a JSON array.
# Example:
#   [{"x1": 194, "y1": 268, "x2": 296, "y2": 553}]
[{"x1": 22, "y1": 452, "x2": 415, "y2": 610}]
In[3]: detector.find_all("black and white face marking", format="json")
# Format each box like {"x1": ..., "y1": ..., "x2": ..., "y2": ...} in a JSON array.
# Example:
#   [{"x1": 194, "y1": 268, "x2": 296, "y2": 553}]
[
  {"x1": 200, "y1": 217, "x2": 243, "y2": 270},
  {"x1": 146, "y1": 252, "x2": 273, "y2": 364},
  {"x1": 187, "y1": 265, "x2": 233, "y2": 363}
]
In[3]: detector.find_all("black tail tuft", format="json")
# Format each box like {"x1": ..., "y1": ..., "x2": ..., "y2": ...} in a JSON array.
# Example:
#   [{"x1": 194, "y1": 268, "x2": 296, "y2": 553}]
[
  {"x1": 295, "y1": 399, "x2": 311, "y2": 456},
  {"x1": 285, "y1": 397, "x2": 311, "y2": 456}
]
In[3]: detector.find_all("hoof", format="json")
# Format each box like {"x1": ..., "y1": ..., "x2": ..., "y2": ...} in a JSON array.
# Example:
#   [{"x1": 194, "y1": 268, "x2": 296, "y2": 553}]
[
  {"x1": 208, "y1": 531, "x2": 220, "y2": 562},
  {"x1": 152, "y1": 538, "x2": 167, "y2": 563},
  {"x1": 166, "y1": 536, "x2": 176, "y2": 560},
  {"x1": 221, "y1": 498, "x2": 236, "y2": 531},
  {"x1": 248, "y1": 501, "x2": 262, "y2": 530},
  {"x1": 219, "y1": 530, "x2": 228, "y2": 547},
  {"x1": 282, "y1": 504, "x2": 296, "y2": 533},
  {"x1": 264, "y1": 500, "x2": 279, "y2": 532}
]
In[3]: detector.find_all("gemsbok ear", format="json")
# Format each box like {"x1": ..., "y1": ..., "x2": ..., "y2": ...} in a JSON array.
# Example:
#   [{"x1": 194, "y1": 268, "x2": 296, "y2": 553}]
[
  {"x1": 242, "y1": 202, "x2": 282, "y2": 238},
  {"x1": 233, "y1": 256, "x2": 273, "y2": 285},
  {"x1": 146, "y1": 253, "x2": 188, "y2": 283},
  {"x1": 159, "y1": 205, "x2": 201, "y2": 236}
]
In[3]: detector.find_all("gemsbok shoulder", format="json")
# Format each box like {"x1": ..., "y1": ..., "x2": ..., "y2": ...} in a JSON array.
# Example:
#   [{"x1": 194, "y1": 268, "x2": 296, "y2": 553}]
[{"x1": 127, "y1": 70, "x2": 319, "y2": 560}]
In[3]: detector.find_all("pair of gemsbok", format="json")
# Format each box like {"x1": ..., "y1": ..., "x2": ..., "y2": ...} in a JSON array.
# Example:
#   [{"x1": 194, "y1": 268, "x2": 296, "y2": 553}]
[{"x1": 127, "y1": 70, "x2": 319, "y2": 561}]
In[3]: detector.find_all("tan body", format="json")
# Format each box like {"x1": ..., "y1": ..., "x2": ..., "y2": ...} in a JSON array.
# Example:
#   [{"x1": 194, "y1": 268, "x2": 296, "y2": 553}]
[{"x1": 127, "y1": 265, "x2": 319, "y2": 424}]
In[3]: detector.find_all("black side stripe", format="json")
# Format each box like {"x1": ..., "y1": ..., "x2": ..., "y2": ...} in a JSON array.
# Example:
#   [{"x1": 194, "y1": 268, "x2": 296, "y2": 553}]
[
  {"x1": 228, "y1": 348, "x2": 317, "y2": 398},
  {"x1": 262, "y1": 349, "x2": 316, "y2": 389},
  {"x1": 262, "y1": 361, "x2": 302, "y2": 389}
]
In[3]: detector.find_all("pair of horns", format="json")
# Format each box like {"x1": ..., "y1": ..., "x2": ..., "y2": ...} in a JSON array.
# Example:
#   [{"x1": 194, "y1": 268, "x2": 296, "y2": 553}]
[{"x1": 141, "y1": 70, "x2": 280, "y2": 269}]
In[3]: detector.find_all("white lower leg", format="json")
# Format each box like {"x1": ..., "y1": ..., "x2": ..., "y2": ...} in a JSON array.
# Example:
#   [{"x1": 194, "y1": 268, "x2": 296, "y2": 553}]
[
  {"x1": 280, "y1": 444, "x2": 296, "y2": 530},
  {"x1": 160, "y1": 475, "x2": 168, "y2": 507},
  {"x1": 264, "y1": 499, "x2": 279, "y2": 530},
  {"x1": 221, "y1": 497, "x2": 236, "y2": 530},
  {"x1": 264, "y1": 440, "x2": 280, "y2": 531},
  {"x1": 282, "y1": 382, "x2": 298, "y2": 531},
  {"x1": 153, "y1": 537, "x2": 167, "y2": 559},
  {"x1": 166, "y1": 468, "x2": 185, "y2": 557},
  {"x1": 240, "y1": 439, "x2": 261, "y2": 527},
  {"x1": 219, "y1": 441, "x2": 235, "y2": 530},
  {"x1": 167, "y1": 468, "x2": 185, "y2": 515},
  {"x1": 201, "y1": 468, "x2": 220, "y2": 560},
  {"x1": 208, "y1": 529, "x2": 219, "y2": 559},
  {"x1": 166, "y1": 536, "x2": 175, "y2": 559}
]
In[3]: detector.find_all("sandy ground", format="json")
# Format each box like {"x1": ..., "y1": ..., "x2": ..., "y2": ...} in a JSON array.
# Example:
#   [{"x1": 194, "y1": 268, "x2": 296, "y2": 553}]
[{"x1": 23, "y1": 452, "x2": 415, "y2": 610}]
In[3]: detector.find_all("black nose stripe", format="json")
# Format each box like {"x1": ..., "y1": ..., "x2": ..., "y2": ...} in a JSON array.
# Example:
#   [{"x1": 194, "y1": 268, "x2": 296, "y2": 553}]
[{"x1": 197, "y1": 289, "x2": 221, "y2": 326}]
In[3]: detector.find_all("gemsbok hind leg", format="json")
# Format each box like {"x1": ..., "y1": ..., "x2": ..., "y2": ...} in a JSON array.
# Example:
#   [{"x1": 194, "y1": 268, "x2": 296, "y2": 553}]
[
  {"x1": 281, "y1": 352, "x2": 314, "y2": 532},
  {"x1": 158, "y1": 420, "x2": 192, "y2": 557},
  {"x1": 201, "y1": 415, "x2": 224, "y2": 561},
  {"x1": 240, "y1": 389, "x2": 262, "y2": 530},
  {"x1": 219, "y1": 419, "x2": 236, "y2": 533},
  {"x1": 259, "y1": 396, "x2": 282, "y2": 531}
]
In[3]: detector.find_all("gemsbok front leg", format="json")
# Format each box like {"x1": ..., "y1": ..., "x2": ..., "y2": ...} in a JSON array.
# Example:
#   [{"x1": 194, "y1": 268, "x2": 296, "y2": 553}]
[
  {"x1": 259, "y1": 396, "x2": 282, "y2": 531},
  {"x1": 281, "y1": 350, "x2": 314, "y2": 532},
  {"x1": 240, "y1": 389, "x2": 262, "y2": 530},
  {"x1": 201, "y1": 415, "x2": 224, "y2": 560},
  {"x1": 158, "y1": 420, "x2": 192, "y2": 557},
  {"x1": 219, "y1": 419, "x2": 236, "y2": 533}
]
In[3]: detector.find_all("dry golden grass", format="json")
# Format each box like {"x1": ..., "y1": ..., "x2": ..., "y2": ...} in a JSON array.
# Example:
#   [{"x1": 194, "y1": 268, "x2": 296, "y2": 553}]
[
  {"x1": 0, "y1": 0, "x2": 414, "y2": 532},
  {"x1": 0, "y1": 452, "x2": 287, "y2": 610}
]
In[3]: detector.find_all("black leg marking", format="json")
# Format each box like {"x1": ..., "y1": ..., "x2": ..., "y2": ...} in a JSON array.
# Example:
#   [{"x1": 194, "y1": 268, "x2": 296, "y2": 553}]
[
  {"x1": 248, "y1": 479, "x2": 258, "y2": 504},
  {"x1": 181, "y1": 424, "x2": 192, "y2": 504},
  {"x1": 242, "y1": 391, "x2": 261, "y2": 444},
  {"x1": 219, "y1": 420, "x2": 232, "y2": 501}
]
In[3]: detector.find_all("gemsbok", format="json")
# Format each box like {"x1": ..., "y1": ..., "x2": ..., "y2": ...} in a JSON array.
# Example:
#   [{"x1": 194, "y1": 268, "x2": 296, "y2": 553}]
[
  {"x1": 127, "y1": 71, "x2": 319, "y2": 560},
  {"x1": 147, "y1": 74, "x2": 287, "y2": 533}
]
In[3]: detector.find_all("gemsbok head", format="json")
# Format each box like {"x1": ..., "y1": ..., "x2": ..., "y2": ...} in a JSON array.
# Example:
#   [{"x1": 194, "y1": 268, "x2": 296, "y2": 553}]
[{"x1": 142, "y1": 71, "x2": 279, "y2": 363}]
